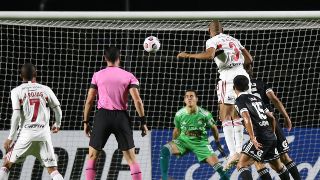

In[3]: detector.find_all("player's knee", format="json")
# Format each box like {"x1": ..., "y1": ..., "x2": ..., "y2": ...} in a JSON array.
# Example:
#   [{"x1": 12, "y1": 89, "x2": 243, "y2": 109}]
[
  {"x1": 47, "y1": 166, "x2": 57, "y2": 174},
  {"x1": 161, "y1": 144, "x2": 172, "y2": 158},
  {"x1": 2, "y1": 160, "x2": 13, "y2": 170},
  {"x1": 280, "y1": 153, "x2": 292, "y2": 164}
]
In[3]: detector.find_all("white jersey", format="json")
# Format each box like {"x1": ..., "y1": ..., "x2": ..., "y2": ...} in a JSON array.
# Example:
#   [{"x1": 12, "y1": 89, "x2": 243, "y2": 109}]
[
  {"x1": 206, "y1": 33, "x2": 248, "y2": 81},
  {"x1": 10, "y1": 81, "x2": 60, "y2": 140}
]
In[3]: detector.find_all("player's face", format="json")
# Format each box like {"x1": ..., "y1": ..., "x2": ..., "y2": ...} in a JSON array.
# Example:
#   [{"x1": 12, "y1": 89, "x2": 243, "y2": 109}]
[{"x1": 184, "y1": 92, "x2": 198, "y2": 107}]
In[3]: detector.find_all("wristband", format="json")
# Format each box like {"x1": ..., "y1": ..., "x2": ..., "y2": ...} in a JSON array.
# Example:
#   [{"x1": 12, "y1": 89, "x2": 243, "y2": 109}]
[{"x1": 139, "y1": 117, "x2": 146, "y2": 125}]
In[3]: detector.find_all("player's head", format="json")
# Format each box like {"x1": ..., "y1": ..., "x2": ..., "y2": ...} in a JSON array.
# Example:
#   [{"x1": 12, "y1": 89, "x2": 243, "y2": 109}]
[
  {"x1": 233, "y1": 75, "x2": 249, "y2": 92},
  {"x1": 208, "y1": 20, "x2": 223, "y2": 37},
  {"x1": 244, "y1": 63, "x2": 253, "y2": 78},
  {"x1": 21, "y1": 63, "x2": 36, "y2": 81},
  {"x1": 184, "y1": 89, "x2": 198, "y2": 107},
  {"x1": 104, "y1": 46, "x2": 120, "y2": 65}
]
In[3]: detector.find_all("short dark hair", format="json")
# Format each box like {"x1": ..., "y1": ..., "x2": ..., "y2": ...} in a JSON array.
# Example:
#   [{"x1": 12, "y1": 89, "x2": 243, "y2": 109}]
[
  {"x1": 233, "y1": 75, "x2": 249, "y2": 92},
  {"x1": 21, "y1": 63, "x2": 36, "y2": 81},
  {"x1": 104, "y1": 46, "x2": 120, "y2": 64},
  {"x1": 185, "y1": 89, "x2": 198, "y2": 97}
]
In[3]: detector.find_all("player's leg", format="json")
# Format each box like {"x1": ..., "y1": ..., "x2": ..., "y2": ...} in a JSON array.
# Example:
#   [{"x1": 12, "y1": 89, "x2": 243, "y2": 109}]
[
  {"x1": 236, "y1": 153, "x2": 255, "y2": 180},
  {"x1": 232, "y1": 109, "x2": 244, "y2": 154},
  {"x1": 280, "y1": 153, "x2": 301, "y2": 180},
  {"x1": 0, "y1": 160, "x2": 13, "y2": 180},
  {"x1": 253, "y1": 161, "x2": 272, "y2": 180},
  {"x1": 114, "y1": 111, "x2": 142, "y2": 180},
  {"x1": 160, "y1": 140, "x2": 184, "y2": 180},
  {"x1": 268, "y1": 159, "x2": 290, "y2": 180},
  {"x1": 47, "y1": 167, "x2": 64, "y2": 180},
  {"x1": 86, "y1": 109, "x2": 111, "y2": 180}
]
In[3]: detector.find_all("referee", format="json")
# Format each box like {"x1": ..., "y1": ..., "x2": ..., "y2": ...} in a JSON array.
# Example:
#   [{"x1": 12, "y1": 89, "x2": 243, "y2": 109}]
[{"x1": 83, "y1": 47, "x2": 148, "y2": 180}]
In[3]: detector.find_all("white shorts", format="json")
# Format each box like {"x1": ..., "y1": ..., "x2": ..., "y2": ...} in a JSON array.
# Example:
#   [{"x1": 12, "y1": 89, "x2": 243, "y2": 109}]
[
  {"x1": 216, "y1": 79, "x2": 251, "y2": 104},
  {"x1": 6, "y1": 136, "x2": 57, "y2": 167}
]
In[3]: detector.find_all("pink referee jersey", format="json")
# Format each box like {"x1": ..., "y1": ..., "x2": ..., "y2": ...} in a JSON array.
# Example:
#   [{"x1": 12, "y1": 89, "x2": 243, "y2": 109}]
[{"x1": 90, "y1": 66, "x2": 139, "y2": 110}]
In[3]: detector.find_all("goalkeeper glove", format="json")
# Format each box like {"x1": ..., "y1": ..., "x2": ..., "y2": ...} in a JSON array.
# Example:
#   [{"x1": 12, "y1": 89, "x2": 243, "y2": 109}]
[{"x1": 215, "y1": 141, "x2": 227, "y2": 157}]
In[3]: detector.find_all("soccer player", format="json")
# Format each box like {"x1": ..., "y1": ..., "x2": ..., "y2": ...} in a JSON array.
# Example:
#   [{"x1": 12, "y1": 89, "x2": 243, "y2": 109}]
[
  {"x1": 233, "y1": 75, "x2": 291, "y2": 180},
  {"x1": 177, "y1": 20, "x2": 253, "y2": 168},
  {"x1": 245, "y1": 64, "x2": 301, "y2": 180},
  {"x1": 0, "y1": 63, "x2": 64, "y2": 180},
  {"x1": 160, "y1": 89, "x2": 229, "y2": 180},
  {"x1": 83, "y1": 47, "x2": 148, "y2": 180}
]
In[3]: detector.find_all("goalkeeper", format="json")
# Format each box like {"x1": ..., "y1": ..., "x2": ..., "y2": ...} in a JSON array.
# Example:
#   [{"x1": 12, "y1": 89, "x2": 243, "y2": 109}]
[{"x1": 160, "y1": 89, "x2": 229, "y2": 180}]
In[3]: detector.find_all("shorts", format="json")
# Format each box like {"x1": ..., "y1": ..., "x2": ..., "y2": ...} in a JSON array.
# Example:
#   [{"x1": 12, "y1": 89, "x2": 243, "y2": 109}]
[
  {"x1": 242, "y1": 139, "x2": 279, "y2": 163},
  {"x1": 275, "y1": 119, "x2": 290, "y2": 154},
  {"x1": 6, "y1": 136, "x2": 57, "y2": 167},
  {"x1": 89, "y1": 109, "x2": 134, "y2": 151},
  {"x1": 172, "y1": 135, "x2": 215, "y2": 162},
  {"x1": 216, "y1": 79, "x2": 251, "y2": 105}
]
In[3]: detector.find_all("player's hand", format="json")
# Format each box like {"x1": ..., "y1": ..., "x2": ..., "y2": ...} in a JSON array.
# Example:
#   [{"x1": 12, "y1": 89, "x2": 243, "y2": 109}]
[
  {"x1": 251, "y1": 137, "x2": 262, "y2": 151},
  {"x1": 4, "y1": 139, "x2": 12, "y2": 153},
  {"x1": 177, "y1": 52, "x2": 189, "y2": 59},
  {"x1": 215, "y1": 141, "x2": 227, "y2": 157},
  {"x1": 284, "y1": 117, "x2": 292, "y2": 131},
  {"x1": 51, "y1": 123, "x2": 60, "y2": 133},
  {"x1": 84, "y1": 123, "x2": 91, "y2": 137},
  {"x1": 141, "y1": 124, "x2": 149, "y2": 137}
]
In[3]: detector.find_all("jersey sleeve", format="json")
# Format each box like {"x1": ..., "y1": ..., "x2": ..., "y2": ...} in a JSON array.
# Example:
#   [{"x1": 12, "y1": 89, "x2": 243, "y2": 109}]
[
  {"x1": 90, "y1": 72, "x2": 98, "y2": 89},
  {"x1": 174, "y1": 113, "x2": 181, "y2": 129},
  {"x1": 235, "y1": 97, "x2": 248, "y2": 116},
  {"x1": 206, "y1": 38, "x2": 217, "y2": 50},
  {"x1": 46, "y1": 87, "x2": 61, "y2": 108},
  {"x1": 10, "y1": 89, "x2": 21, "y2": 110},
  {"x1": 206, "y1": 111, "x2": 216, "y2": 128},
  {"x1": 129, "y1": 73, "x2": 139, "y2": 89}
]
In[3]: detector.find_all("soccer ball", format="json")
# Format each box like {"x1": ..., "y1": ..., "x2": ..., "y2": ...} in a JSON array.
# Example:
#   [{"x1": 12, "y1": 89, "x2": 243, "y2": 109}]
[{"x1": 143, "y1": 36, "x2": 160, "y2": 53}]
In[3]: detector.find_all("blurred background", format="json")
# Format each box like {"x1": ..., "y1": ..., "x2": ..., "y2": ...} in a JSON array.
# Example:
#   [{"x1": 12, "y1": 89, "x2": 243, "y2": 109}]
[{"x1": 0, "y1": 0, "x2": 319, "y2": 11}]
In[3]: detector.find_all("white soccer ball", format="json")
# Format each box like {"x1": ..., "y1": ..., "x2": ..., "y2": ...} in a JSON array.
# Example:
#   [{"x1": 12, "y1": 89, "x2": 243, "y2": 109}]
[{"x1": 143, "y1": 36, "x2": 160, "y2": 53}]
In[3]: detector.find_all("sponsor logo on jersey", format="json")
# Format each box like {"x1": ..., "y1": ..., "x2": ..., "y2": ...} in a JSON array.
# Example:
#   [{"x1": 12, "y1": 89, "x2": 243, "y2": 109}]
[
  {"x1": 259, "y1": 120, "x2": 270, "y2": 127},
  {"x1": 24, "y1": 124, "x2": 45, "y2": 128}
]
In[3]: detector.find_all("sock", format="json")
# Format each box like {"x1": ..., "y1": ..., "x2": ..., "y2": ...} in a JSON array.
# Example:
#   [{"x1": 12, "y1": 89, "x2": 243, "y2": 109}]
[
  {"x1": 233, "y1": 118, "x2": 244, "y2": 153},
  {"x1": 160, "y1": 144, "x2": 172, "y2": 180},
  {"x1": 129, "y1": 162, "x2": 142, "y2": 180},
  {"x1": 212, "y1": 163, "x2": 229, "y2": 180},
  {"x1": 85, "y1": 159, "x2": 96, "y2": 180},
  {"x1": 285, "y1": 161, "x2": 301, "y2": 180},
  {"x1": 0, "y1": 167, "x2": 9, "y2": 180},
  {"x1": 222, "y1": 120, "x2": 236, "y2": 156},
  {"x1": 257, "y1": 167, "x2": 272, "y2": 180},
  {"x1": 278, "y1": 166, "x2": 291, "y2": 180},
  {"x1": 238, "y1": 167, "x2": 253, "y2": 180},
  {"x1": 50, "y1": 170, "x2": 64, "y2": 180}
]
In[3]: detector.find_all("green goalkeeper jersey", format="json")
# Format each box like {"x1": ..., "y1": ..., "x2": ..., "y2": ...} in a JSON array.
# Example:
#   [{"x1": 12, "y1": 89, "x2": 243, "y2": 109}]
[{"x1": 174, "y1": 106, "x2": 216, "y2": 139}]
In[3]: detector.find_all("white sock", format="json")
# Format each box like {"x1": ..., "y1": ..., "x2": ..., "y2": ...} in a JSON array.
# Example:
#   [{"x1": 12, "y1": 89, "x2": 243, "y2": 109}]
[
  {"x1": 222, "y1": 120, "x2": 236, "y2": 156},
  {"x1": 0, "y1": 167, "x2": 9, "y2": 180},
  {"x1": 50, "y1": 170, "x2": 64, "y2": 180},
  {"x1": 233, "y1": 118, "x2": 244, "y2": 153}
]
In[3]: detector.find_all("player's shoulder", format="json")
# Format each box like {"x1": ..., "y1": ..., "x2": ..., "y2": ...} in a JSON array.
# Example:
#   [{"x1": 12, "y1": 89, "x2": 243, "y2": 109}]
[
  {"x1": 198, "y1": 107, "x2": 211, "y2": 116},
  {"x1": 175, "y1": 107, "x2": 187, "y2": 117}
]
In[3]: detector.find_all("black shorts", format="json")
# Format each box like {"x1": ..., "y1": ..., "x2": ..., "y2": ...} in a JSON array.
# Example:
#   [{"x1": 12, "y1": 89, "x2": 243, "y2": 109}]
[
  {"x1": 275, "y1": 119, "x2": 290, "y2": 155},
  {"x1": 242, "y1": 139, "x2": 279, "y2": 163},
  {"x1": 89, "y1": 109, "x2": 135, "y2": 151}
]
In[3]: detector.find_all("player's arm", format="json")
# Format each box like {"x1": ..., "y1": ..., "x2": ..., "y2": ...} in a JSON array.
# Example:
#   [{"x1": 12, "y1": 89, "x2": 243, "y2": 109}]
[
  {"x1": 241, "y1": 48, "x2": 253, "y2": 65},
  {"x1": 47, "y1": 87, "x2": 62, "y2": 133},
  {"x1": 177, "y1": 47, "x2": 216, "y2": 60},
  {"x1": 172, "y1": 127, "x2": 180, "y2": 140},
  {"x1": 173, "y1": 114, "x2": 181, "y2": 140},
  {"x1": 265, "y1": 109, "x2": 277, "y2": 134},
  {"x1": 129, "y1": 87, "x2": 148, "y2": 137},
  {"x1": 266, "y1": 90, "x2": 292, "y2": 131},
  {"x1": 241, "y1": 111, "x2": 262, "y2": 150},
  {"x1": 83, "y1": 88, "x2": 97, "y2": 137}
]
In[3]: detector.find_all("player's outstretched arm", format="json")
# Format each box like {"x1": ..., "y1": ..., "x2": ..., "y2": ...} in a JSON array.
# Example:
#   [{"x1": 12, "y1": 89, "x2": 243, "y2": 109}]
[
  {"x1": 177, "y1": 47, "x2": 216, "y2": 60},
  {"x1": 241, "y1": 111, "x2": 262, "y2": 150},
  {"x1": 129, "y1": 87, "x2": 148, "y2": 137},
  {"x1": 266, "y1": 91, "x2": 292, "y2": 131},
  {"x1": 83, "y1": 88, "x2": 97, "y2": 137}
]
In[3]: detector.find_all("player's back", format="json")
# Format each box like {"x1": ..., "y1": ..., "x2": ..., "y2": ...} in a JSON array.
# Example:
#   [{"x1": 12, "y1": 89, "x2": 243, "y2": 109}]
[
  {"x1": 206, "y1": 33, "x2": 249, "y2": 80},
  {"x1": 251, "y1": 79, "x2": 272, "y2": 110},
  {"x1": 11, "y1": 81, "x2": 58, "y2": 140},
  {"x1": 235, "y1": 93, "x2": 276, "y2": 141}
]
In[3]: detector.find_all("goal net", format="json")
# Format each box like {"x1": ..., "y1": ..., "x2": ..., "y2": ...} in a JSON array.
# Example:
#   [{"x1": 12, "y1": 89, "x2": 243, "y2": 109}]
[{"x1": 0, "y1": 13, "x2": 319, "y2": 180}]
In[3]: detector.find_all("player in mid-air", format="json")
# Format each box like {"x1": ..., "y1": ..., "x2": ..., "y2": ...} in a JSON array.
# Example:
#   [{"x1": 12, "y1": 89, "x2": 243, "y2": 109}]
[
  {"x1": 177, "y1": 20, "x2": 253, "y2": 169},
  {"x1": 0, "y1": 63, "x2": 64, "y2": 180},
  {"x1": 83, "y1": 47, "x2": 148, "y2": 180},
  {"x1": 245, "y1": 63, "x2": 301, "y2": 180},
  {"x1": 233, "y1": 75, "x2": 291, "y2": 180},
  {"x1": 160, "y1": 89, "x2": 229, "y2": 180}
]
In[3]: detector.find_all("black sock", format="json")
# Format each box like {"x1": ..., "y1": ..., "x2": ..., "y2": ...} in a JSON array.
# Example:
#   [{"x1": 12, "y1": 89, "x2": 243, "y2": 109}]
[
  {"x1": 286, "y1": 161, "x2": 301, "y2": 180},
  {"x1": 278, "y1": 166, "x2": 290, "y2": 180},
  {"x1": 257, "y1": 167, "x2": 272, "y2": 180},
  {"x1": 239, "y1": 167, "x2": 253, "y2": 180}
]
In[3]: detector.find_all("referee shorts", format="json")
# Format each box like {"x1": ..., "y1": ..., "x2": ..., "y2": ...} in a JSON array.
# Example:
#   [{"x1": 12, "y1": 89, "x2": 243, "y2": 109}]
[{"x1": 89, "y1": 109, "x2": 135, "y2": 151}]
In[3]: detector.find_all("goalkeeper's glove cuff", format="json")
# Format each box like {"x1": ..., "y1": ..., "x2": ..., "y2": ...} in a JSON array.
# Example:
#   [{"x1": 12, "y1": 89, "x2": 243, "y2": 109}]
[{"x1": 138, "y1": 116, "x2": 146, "y2": 125}]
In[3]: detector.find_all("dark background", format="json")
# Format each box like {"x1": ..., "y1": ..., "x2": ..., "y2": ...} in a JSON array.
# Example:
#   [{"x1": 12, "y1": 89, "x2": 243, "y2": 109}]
[{"x1": 0, "y1": 0, "x2": 320, "y2": 11}]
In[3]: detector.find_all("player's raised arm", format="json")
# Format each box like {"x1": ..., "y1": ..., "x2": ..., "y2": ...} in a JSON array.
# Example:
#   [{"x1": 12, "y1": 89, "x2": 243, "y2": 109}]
[
  {"x1": 129, "y1": 87, "x2": 148, "y2": 137},
  {"x1": 241, "y1": 48, "x2": 253, "y2": 65},
  {"x1": 266, "y1": 91, "x2": 292, "y2": 131},
  {"x1": 177, "y1": 47, "x2": 216, "y2": 60}
]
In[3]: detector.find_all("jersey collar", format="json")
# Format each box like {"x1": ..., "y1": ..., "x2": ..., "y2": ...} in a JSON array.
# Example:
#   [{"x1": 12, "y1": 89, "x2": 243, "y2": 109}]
[{"x1": 238, "y1": 92, "x2": 248, "y2": 97}]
